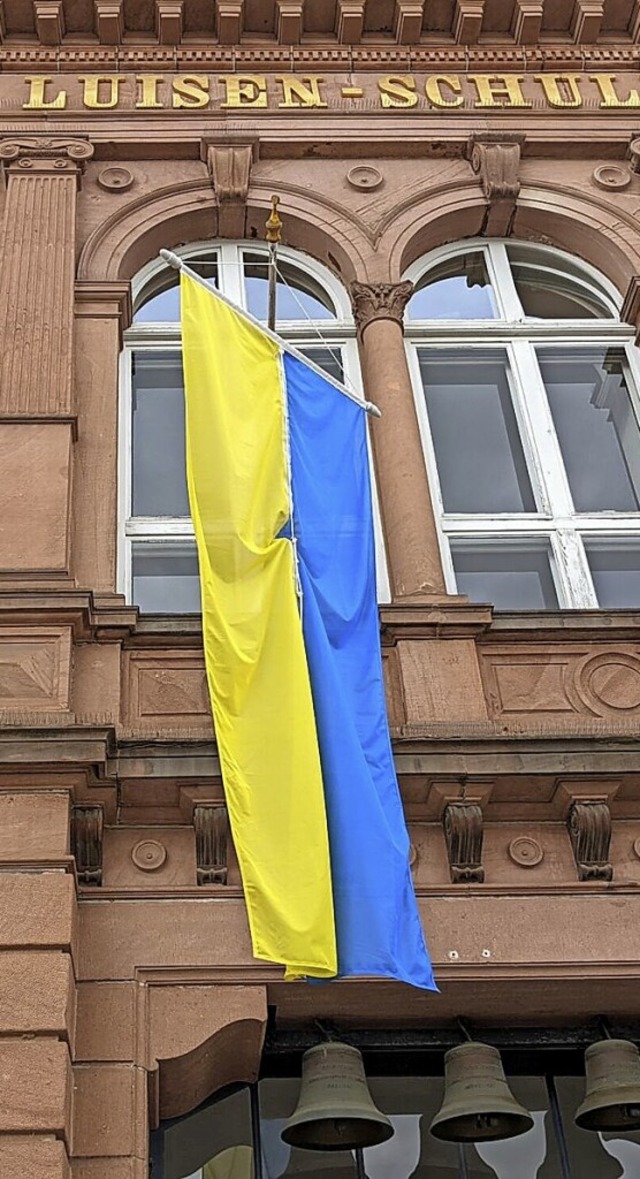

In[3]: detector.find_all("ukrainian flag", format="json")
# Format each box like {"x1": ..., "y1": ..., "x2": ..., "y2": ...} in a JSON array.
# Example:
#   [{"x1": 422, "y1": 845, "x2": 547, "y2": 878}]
[{"x1": 181, "y1": 268, "x2": 436, "y2": 991}]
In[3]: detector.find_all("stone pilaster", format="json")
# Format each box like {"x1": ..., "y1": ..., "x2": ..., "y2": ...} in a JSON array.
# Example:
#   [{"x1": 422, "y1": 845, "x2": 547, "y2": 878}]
[
  {"x1": 351, "y1": 280, "x2": 446, "y2": 598},
  {"x1": 0, "y1": 136, "x2": 93, "y2": 416}
]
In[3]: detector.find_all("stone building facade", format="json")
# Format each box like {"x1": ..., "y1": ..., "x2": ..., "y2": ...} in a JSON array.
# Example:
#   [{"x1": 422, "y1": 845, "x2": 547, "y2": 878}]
[{"x1": 3, "y1": 2, "x2": 640, "y2": 1176}]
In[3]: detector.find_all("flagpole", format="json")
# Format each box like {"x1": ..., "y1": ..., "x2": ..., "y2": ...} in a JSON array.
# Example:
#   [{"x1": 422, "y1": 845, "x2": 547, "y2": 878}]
[
  {"x1": 160, "y1": 249, "x2": 381, "y2": 417},
  {"x1": 265, "y1": 194, "x2": 282, "y2": 333}
]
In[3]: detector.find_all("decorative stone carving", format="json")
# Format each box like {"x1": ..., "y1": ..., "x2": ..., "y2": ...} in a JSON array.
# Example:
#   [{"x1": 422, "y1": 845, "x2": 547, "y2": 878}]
[
  {"x1": 347, "y1": 165, "x2": 383, "y2": 191},
  {"x1": 508, "y1": 836, "x2": 544, "y2": 868},
  {"x1": 469, "y1": 132, "x2": 524, "y2": 237},
  {"x1": 97, "y1": 166, "x2": 134, "y2": 192},
  {"x1": 592, "y1": 164, "x2": 631, "y2": 191},
  {"x1": 0, "y1": 136, "x2": 93, "y2": 418},
  {"x1": 71, "y1": 805, "x2": 104, "y2": 886},
  {"x1": 567, "y1": 801, "x2": 613, "y2": 882},
  {"x1": 194, "y1": 804, "x2": 229, "y2": 885},
  {"x1": 628, "y1": 138, "x2": 640, "y2": 174},
  {"x1": 0, "y1": 626, "x2": 71, "y2": 711},
  {"x1": 350, "y1": 281, "x2": 414, "y2": 338},
  {"x1": 203, "y1": 141, "x2": 255, "y2": 238},
  {"x1": 132, "y1": 839, "x2": 168, "y2": 871},
  {"x1": 443, "y1": 802, "x2": 485, "y2": 884}
]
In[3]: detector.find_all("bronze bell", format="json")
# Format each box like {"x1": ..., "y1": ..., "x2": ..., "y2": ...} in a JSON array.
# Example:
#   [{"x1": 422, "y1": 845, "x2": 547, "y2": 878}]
[
  {"x1": 430, "y1": 1042, "x2": 534, "y2": 1143},
  {"x1": 281, "y1": 1042, "x2": 394, "y2": 1152},
  {"x1": 575, "y1": 1039, "x2": 640, "y2": 1132}
]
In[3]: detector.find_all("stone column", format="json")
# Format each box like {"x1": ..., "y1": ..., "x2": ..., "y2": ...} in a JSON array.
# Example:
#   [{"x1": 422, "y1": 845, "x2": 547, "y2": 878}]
[
  {"x1": 0, "y1": 137, "x2": 93, "y2": 580},
  {"x1": 351, "y1": 281, "x2": 446, "y2": 598}
]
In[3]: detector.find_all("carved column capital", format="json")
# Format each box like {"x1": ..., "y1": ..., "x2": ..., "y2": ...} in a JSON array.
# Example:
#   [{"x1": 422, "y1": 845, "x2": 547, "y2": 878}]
[
  {"x1": 443, "y1": 801, "x2": 485, "y2": 884},
  {"x1": 568, "y1": 800, "x2": 613, "y2": 882},
  {"x1": 0, "y1": 137, "x2": 94, "y2": 186},
  {"x1": 468, "y1": 132, "x2": 525, "y2": 236},
  {"x1": 350, "y1": 280, "x2": 414, "y2": 338},
  {"x1": 201, "y1": 140, "x2": 256, "y2": 238}
]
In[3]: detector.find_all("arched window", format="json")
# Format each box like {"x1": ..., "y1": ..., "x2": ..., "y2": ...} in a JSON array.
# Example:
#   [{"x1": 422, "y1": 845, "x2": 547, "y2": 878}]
[
  {"x1": 120, "y1": 242, "x2": 387, "y2": 611},
  {"x1": 405, "y1": 240, "x2": 640, "y2": 610}
]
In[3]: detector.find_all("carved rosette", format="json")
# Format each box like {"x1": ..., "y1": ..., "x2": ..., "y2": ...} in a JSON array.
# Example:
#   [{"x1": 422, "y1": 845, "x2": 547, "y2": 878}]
[
  {"x1": 194, "y1": 803, "x2": 229, "y2": 885},
  {"x1": 71, "y1": 805, "x2": 104, "y2": 886},
  {"x1": 443, "y1": 802, "x2": 485, "y2": 884},
  {"x1": 0, "y1": 137, "x2": 94, "y2": 182},
  {"x1": 350, "y1": 281, "x2": 414, "y2": 338},
  {"x1": 567, "y1": 800, "x2": 613, "y2": 882}
]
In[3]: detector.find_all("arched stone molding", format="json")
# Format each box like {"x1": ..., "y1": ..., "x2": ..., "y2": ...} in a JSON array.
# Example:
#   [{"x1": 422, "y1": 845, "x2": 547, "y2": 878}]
[
  {"x1": 147, "y1": 984, "x2": 268, "y2": 1124},
  {"x1": 387, "y1": 180, "x2": 640, "y2": 300},
  {"x1": 78, "y1": 179, "x2": 375, "y2": 286}
]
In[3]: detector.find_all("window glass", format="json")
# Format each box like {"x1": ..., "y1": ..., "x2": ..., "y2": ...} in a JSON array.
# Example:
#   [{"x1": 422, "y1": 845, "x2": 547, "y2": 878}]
[
  {"x1": 298, "y1": 345, "x2": 344, "y2": 382},
  {"x1": 133, "y1": 259, "x2": 218, "y2": 323},
  {"x1": 161, "y1": 1088, "x2": 254, "y2": 1179},
  {"x1": 259, "y1": 1078, "x2": 358, "y2": 1177},
  {"x1": 507, "y1": 245, "x2": 614, "y2": 320},
  {"x1": 418, "y1": 348, "x2": 535, "y2": 514},
  {"x1": 132, "y1": 542, "x2": 200, "y2": 613},
  {"x1": 243, "y1": 254, "x2": 336, "y2": 321},
  {"x1": 132, "y1": 351, "x2": 189, "y2": 517},
  {"x1": 584, "y1": 541, "x2": 640, "y2": 608},
  {"x1": 408, "y1": 252, "x2": 498, "y2": 320},
  {"x1": 554, "y1": 1077, "x2": 640, "y2": 1177},
  {"x1": 538, "y1": 348, "x2": 640, "y2": 512},
  {"x1": 450, "y1": 541, "x2": 559, "y2": 609}
]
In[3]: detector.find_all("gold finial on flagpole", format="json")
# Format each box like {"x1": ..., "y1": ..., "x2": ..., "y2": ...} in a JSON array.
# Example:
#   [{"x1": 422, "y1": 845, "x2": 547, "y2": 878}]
[{"x1": 265, "y1": 194, "x2": 282, "y2": 244}]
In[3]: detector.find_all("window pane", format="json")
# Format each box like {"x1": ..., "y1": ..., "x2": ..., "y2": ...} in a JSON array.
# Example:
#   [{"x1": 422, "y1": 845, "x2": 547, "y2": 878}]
[
  {"x1": 585, "y1": 540, "x2": 640, "y2": 607},
  {"x1": 463, "y1": 1077, "x2": 563, "y2": 1178},
  {"x1": 160, "y1": 1087, "x2": 253, "y2": 1179},
  {"x1": 244, "y1": 254, "x2": 335, "y2": 321},
  {"x1": 507, "y1": 245, "x2": 613, "y2": 320},
  {"x1": 298, "y1": 345, "x2": 344, "y2": 382},
  {"x1": 418, "y1": 348, "x2": 535, "y2": 513},
  {"x1": 132, "y1": 351, "x2": 189, "y2": 517},
  {"x1": 451, "y1": 541, "x2": 558, "y2": 609},
  {"x1": 408, "y1": 252, "x2": 498, "y2": 320},
  {"x1": 538, "y1": 348, "x2": 640, "y2": 512},
  {"x1": 554, "y1": 1077, "x2": 640, "y2": 1178},
  {"x1": 132, "y1": 543, "x2": 200, "y2": 613},
  {"x1": 259, "y1": 1079, "x2": 358, "y2": 1177},
  {"x1": 133, "y1": 259, "x2": 218, "y2": 323}
]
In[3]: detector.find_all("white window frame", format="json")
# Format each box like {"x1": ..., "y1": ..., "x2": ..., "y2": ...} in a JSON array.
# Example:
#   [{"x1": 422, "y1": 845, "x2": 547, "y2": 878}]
[
  {"x1": 120, "y1": 241, "x2": 390, "y2": 611},
  {"x1": 404, "y1": 239, "x2": 640, "y2": 609}
]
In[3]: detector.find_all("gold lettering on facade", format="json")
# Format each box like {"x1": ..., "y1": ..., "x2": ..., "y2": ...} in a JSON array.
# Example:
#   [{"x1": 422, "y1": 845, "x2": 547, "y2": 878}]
[
  {"x1": 425, "y1": 74, "x2": 464, "y2": 108},
  {"x1": 591, "y1": 74, "x2": 640, "y2": 108},
  {"x1": 80, "y1": 75, "x2": 123, "y2": 109},
  {"x1": 378, "y1": 75, "x2": 418, "y2": 108},
  {"x1": 276, "y1": 75, "x2": 327, "y2": 108},
  {"x1": 22, "y1": 76, "x2": 67, "y2": 109},
  {"x1": 172, "y1": 75, "x2": 211, "y2": 108},
  {"x1": 468, "y1": 74, "x2": 531, "y2": 108},
  {"x1": 136, "y1": 74, "x2": 165, "y2": 108},
  {"x1": 219, "y1": 75, "x2": 268, "y2": 108},
  {"x1": 533, "y1": 74, "x2": 583, "y2": 108}
]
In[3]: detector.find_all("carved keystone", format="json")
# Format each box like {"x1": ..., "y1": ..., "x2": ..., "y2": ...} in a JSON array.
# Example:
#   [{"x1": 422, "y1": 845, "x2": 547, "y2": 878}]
[
  {"x1": 443, "y1": 802, "x2": 485, "y2": 884},
  {"x1": 350, "y1": 281, "x2": 414, "y2": 339},
  {"x1": 194, "y1": 803, "x2": 229, "y2": 885},
  {"x1": 71, "y1": 805, "x2": 104, "y2": 886},
  {"x1": 468, "y1": 133, "x2": 525, "y2": 237},
  {"x1": 567, "y1": 800, "x2": 613, "y2": 882},
  {"x1": 202, "y1": 141, "x2": 256, "y2": 238}
]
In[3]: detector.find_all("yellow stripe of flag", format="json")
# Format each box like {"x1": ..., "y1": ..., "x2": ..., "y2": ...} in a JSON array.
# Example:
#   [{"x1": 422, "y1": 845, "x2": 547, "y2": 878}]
[{"x1": 181, "y1": 272, "x2": 337, "y2": 978}]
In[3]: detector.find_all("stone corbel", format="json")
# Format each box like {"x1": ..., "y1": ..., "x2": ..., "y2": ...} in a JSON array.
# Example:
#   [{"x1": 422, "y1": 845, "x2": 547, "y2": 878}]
[
  {"x1": 71, "y1": 804, "x2": 104, "y2": 886},
  {"x1": 567, "y1": 800, "x2": 613, "y2": 882},
  {"x1": 454, "y1": 0, "x2": 484, "y2": 44},
  {"x1": 202, "y1": 140, "x2": 257, "y2": 238},
  {"x1": 34, "y1": 0, "x2": 66, "y2": 44},
  {"x1": 468, "y1": 132, "x2": 525, "y2": 237},
  {"x1": 276, "y1": 0, "x2": 303, "y2": 43},
  {"x1": 394, "y1": 0, "x2": 424, "y2": 43},
  {"x1": 0, "y1": 0, "x2": 5, "y2": 40},
  {"x1": 443, "y1": 801, "x2": 485, "y2": 884},
  {"x1": 335, "y1": 0, "x2": 364, "y2": 42},
  {"x1": 350, "y1": 281, "x2": 414, "y2": 339},
  {"x1": 194, "y1": 803, "x2": 229, "y2": 885},
  {"x1": 216, "y1": 0, "x2": 243, "y2": 43},
  {"x1": 570, "y1": 0, "x2": 603, "y2": 43}
]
